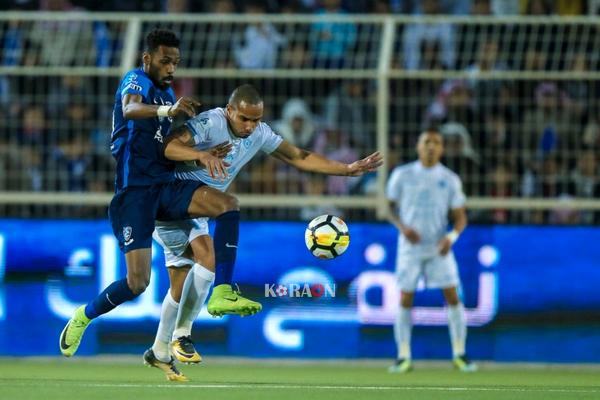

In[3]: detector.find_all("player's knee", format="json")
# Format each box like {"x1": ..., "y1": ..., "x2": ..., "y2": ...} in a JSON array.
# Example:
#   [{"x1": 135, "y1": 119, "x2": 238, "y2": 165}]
[
  {"x1": 446, "y1": 296, "x2": 460, "y2": 306},
  {"x1": 400, "y1": 292, "x2": 414, "y2": 308},
  {"x1": 443, "y1": 288, "x2": 460, "y2": 305},
  {"x1": 221, "y1": 194, "x2": 239, "y2": 213},
  {"x1": 170, "y1": 286, "x2": 183, "y2": 302}
]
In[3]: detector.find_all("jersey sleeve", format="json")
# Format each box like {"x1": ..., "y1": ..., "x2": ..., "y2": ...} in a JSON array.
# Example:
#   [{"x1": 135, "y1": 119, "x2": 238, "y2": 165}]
[
  {"x1": 185, "y1": 113, "x2": 213, "y2": 145},
  {"x1": 386, "y1": 167, "x2": 403, "y2": 201},
  {"x1": 449, "y1": 174, "x2": 467, "y2": 209},
  {"x1": 259, "y1": 123, "x2": 284, "y2": 154},
  {"x1": 120, "y1": 71, "x2": 152, "y2": 99}
]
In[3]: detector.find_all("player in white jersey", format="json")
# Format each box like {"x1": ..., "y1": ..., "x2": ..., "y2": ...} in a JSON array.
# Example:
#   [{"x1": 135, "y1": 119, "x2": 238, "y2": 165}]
[
  {"x1": 386, "y1": 129, "x2": 477, "y2": 373},
  {"x1": 147, "y1": 84, "x2": 382, "y2": 377}
]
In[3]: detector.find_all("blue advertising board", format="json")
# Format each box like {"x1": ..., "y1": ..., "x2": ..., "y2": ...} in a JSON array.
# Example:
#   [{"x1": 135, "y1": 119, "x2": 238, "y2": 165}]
[{"x1": 0, "y1": 220, "x2": 598, "y2": 362}]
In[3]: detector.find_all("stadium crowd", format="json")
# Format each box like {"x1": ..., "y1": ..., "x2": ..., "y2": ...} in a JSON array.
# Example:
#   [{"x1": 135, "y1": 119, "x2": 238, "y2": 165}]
[{"x1": 0, "y1": 0, "x2": 598, "y2": 223}]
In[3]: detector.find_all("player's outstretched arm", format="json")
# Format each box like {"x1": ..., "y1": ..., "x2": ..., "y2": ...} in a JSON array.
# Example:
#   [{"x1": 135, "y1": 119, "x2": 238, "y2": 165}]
[
  {"x1": 122, "y1": 94, "x2": 201, "y2": 120},
  {"x1": 270, "y1": 140, "x2": 383, "y2": 176},
  {"x1": 164, "y1": 125, "x2": 229, "y2": 180}
]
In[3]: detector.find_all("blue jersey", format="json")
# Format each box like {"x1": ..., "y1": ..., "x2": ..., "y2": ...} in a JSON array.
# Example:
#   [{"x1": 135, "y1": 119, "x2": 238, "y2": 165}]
[{"x1": 110, "y1": 68, "x2": 176, "y2": 192}]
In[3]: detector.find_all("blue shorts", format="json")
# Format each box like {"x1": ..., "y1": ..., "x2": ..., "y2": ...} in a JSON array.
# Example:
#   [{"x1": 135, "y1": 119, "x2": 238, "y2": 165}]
[{"x1": 109, "y1": 180, "x2": 205, "y2": 253}]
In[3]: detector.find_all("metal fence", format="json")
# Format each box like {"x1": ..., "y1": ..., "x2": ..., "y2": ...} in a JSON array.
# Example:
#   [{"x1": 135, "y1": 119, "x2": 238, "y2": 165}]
[{"x1": 1, "y1": 13, "x2": 599, "y2": 222}]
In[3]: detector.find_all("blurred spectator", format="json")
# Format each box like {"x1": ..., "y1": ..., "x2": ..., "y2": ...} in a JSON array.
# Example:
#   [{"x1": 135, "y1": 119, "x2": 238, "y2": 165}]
[
  {"x1": 490, "y1": 0, "x2": 519, "y2": 14},
  {"x1": 426, "y1": 80, "x2": 478, "y2": 131},
  {"x1": 521, "y1": 82, "x2": 573, "y2": 160},
  {"x1": 19, "y1": 105, "x2": 47, "y2": 147},
  {"x1": 563, "y1": 51, "x2": 590, "y2": 122},
  {"x1": 309, "y1": 0, "x2": 357, "y2": 68},
  {"x1": 273, "y1": 98, "x2": 317, "y2": 147},
  {"x1": 556, "y1": 0, "x2": 585, "y2": 15},
  {"x1": 369, "y1": 0, "x2": 391, "y2": 13},
  {"x1": 322, "y1": 80, "x2": 373, "y2": 148},
  {"x1": 465, "y1": 39, "x2": 508, "y2": 117},
  {"x1": 166, "y1": 0, "x2": 188, "y2": 12},
  {"x1": 46, "y1": 76, "x2": 94, "y2": 118},
  {"x1": 2, "y1": 20, "x2": 24, "y2": 66},
  {"x1": 233, "y1": 1, "x2": 286, "y2": 69},
  {"x1": 279, "y1": 0, "x2": 310, "y2": 13},
  {"x1": 440, "y1": 122, "x2": 482, "y2": 195},
  {"x1": 568, "y1": 150, "x2": 599, "y2": 224},
  {"x1": 401, "y1": 0, "x2": 455, "y2": 70},
  {"x1": 486, "y1": 161, "x2": 515, "y2": 223},
  {"x1": 199, "y1": 0, "x2": 236, "y2": 68},
  {"x1": 279, "y1": 41, "x2": 312, "y2": 68},
  {"x1": 300, "y1": 173, "x2": 344, "y2": 221},
  {"x1": 312, "y1": 127, "x2": 360, "y2": 195},
  {"x1": 521, "y1": 0, "x2": 555, "y2": 14},
  {"x1": 47, "y1": 102, "x2": 93, "y2": 192},
  {"x1": 27, "y1": 0, "x2": 96, "y2": 66}
]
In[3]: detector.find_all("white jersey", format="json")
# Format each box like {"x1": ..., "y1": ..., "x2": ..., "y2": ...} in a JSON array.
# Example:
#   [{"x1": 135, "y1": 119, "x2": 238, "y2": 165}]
[
  {"x1": 386, "y1": 161, "x2": 466, "y2": 257},
  {"x1": 174, "y1": 107, "x2": 283, "y2": 191}
]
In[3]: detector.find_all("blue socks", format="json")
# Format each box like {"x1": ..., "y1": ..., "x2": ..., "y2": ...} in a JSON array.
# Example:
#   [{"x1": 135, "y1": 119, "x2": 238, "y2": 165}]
[
  {"x1": 213, "y1": 210, "x2": 239, "y2": 286},
  {"x1": 84, "y1": 278, "x2": 139, "y2": 319}
]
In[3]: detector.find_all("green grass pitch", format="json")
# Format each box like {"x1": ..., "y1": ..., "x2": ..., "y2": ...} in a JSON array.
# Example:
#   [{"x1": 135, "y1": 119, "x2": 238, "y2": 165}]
[{"x1": 0, "y1": 357, "x2": 598, "y2": 400}]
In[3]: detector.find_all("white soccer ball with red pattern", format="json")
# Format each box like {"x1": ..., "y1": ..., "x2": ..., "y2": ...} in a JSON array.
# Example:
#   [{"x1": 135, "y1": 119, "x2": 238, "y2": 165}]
[{"x1": 304, "y1": 215, "x2": 350, "y2": 259}]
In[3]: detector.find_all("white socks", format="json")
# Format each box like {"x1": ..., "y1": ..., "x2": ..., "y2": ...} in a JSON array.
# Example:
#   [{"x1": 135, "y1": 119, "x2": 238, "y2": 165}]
[
  {"x1": 152, "y1": 290, "x2": 179, "y2": 362},
  {"x1": 172, "y1": 263, "x2": 215, "y2": 340},
  {"x1": 394, "y1": 307, "x2": 412, "y2": 360},
  {"x1": 447, "y1": 303, "x2": 467, "y2": 357}
]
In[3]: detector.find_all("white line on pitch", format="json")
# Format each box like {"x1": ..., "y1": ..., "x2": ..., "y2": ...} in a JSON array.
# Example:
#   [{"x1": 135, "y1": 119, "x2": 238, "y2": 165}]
[{"x1": 4, "y1": 382, "x2": 598, "y2": 394}]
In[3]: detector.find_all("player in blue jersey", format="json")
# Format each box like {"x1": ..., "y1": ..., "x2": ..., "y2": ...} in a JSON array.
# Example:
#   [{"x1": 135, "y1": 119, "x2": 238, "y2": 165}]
[
  {"x1": 146, "y1": 84, "x2": 383, "y2": 375},
  {"x1": 58, "y1": 29, "x2": 250, "y2": 382}
]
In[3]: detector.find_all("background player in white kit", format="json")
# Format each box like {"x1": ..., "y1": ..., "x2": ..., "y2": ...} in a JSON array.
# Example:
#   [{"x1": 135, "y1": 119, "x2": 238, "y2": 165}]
[
  {"x1": 148, "y1": 84, "x2": 382, "y2": 379},
  {"x1": 386, "y1": 128, "x2": 477, "y2": 373}
]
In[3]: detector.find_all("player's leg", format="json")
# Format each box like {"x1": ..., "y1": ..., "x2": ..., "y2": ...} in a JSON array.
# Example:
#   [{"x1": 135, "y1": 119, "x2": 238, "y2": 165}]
[
  {"x1": 151, "y1": 265, "x2": 189, "y2": 361},
  {"x1": 441, "y1": 286, "x2": 477, "y2": 372},
  {"x1": 159, "y1": 182, "x2": 261, "y2": 317},
  {"x1": 60, "y1": 189, "x2": 155, "y2": 357},
  {"x1": 148, "y1": 219, "x2": 210, "y2": 381},
  {"x1": 144, "y1": 265, "x2": 190, "y2": 382},
  {"x1": 426, "y1": 253, "x2": 477, "y2": 372},
  {"x1": 389, "y1": 256, "x2": 420, "y2": 373},
  {"x1": 186, "y1": 186, "x2": 262, "y2": 317},
  {"x1": 171, "y1": 230, "x2": 215, "y2": 363}
]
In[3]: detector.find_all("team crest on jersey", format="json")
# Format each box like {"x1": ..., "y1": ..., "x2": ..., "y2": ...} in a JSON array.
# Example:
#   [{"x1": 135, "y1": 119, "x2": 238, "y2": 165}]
[
  {"x1": 199, "y1": 117, "x2": 212, "y2": 128},
  {"x1": 123, "y1": 226, "x2": 134, "y2": 246},
  {"x1": 438, "y1": 180, "x2": 447, "y2": 188}
]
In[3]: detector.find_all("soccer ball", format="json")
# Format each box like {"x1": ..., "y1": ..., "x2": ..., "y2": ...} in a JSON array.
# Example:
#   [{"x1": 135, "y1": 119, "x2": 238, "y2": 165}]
[{"x1": 304, "y1": 215, "x2": 350, "y2": 259}]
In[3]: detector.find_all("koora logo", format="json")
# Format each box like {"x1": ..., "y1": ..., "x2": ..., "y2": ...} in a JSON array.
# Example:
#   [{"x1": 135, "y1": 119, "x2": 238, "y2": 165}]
[{"x1": 264, "y1": 283, "x2": 336, "y2": 298}]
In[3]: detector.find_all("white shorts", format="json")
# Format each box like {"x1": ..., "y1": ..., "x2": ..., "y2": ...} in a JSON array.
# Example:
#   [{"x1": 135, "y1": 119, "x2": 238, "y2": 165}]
[
  {"x1": 395, "y1": 251, "x2": 460, "y2": 292},
  {"x1": 153, "y1": 218, "x2": 209, "y2": 267}
]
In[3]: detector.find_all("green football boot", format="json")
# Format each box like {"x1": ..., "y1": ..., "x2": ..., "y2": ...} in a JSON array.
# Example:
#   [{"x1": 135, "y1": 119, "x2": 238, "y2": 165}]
[
  {"x1": 388, "y1": 358, "x2": 413, "y2": 373},
  {"x1": 453, "y1": 354, "x2": 478, "y2": 372},
  {"x1": 59, "y1": 305, "x2": 91, "y2": 357},
  {"x1": 207, "y1": 284, "x2": 262, "y2": 317}
]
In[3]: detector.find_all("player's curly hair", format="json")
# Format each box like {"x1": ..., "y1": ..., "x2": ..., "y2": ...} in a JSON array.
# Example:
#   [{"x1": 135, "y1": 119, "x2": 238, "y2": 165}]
[{"x1": 145, "y1": 28, "x2": 180, "y2": 52}]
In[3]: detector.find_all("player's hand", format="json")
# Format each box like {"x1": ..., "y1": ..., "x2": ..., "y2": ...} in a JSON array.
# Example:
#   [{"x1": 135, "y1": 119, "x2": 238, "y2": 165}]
[
  {"x1": 196, "y1": 151, "x2": 230, "y2": 180},
  {"x1": 208, "y1": 141, "x2": 233, "y2": 159},
  {"x1": 170, "y1": 97, "x2": 202, "y2": 118},
  {"x1": 346, "y1": 152, "x2": 383, "y2": 176},
  {"x1": 437, "y1": 237, "x2": 452, "y2": 255},
  {"x1": 402, "y1": 227, "x2": 420, "y2": 244}
]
